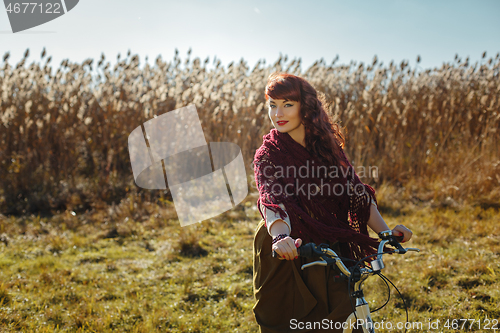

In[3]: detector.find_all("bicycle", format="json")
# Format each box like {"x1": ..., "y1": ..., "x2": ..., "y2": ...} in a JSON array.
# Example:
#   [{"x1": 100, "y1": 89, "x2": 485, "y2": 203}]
[{"x1": 272, "y1": 230, "x2": 420, "y2": 333}]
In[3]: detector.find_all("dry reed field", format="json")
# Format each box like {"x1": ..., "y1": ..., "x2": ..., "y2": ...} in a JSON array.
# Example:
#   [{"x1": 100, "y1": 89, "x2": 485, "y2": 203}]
[
  {"x1": 0, "y1": 48, "x2": 499, "y2": 214},
  {"x1": 0, "y1": 49, "x2": 499, "y2": 332}
]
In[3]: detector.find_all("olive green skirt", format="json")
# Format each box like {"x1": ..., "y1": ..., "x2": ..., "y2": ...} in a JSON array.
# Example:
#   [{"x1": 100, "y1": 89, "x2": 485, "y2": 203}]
[{"x1": 252, "y1": 218, "x2": 363, "y2": 333}]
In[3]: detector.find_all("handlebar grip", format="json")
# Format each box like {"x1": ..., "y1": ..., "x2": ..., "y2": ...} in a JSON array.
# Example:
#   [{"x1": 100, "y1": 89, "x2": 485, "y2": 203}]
[
  {"x1": 272, "y1": 243, "x2": 316, "y2": 259},
  {"x1": 297, "y1": 243, "x2": 315, "y2": 257},
  {"x1": 379, "y1": 231, "x2": 404, "y2": 243}
]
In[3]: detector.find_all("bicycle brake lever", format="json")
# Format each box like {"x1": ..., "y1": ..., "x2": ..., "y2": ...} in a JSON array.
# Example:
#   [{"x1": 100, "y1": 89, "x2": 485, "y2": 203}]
[
  {"x1": 300, "y1": 256, "x2": 338, "y2": 270},
  {"x1": 405, "y1": 248, "x2": 420, "y2": 252},
  {"x1": 301, "y1": 260, "x2": 327, "y2": 270}
]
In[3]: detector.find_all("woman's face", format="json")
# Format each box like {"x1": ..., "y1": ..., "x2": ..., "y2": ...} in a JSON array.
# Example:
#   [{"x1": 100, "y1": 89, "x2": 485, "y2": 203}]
[{"x1": 268, "y1": 98, "x2": 304, "y2": 135}]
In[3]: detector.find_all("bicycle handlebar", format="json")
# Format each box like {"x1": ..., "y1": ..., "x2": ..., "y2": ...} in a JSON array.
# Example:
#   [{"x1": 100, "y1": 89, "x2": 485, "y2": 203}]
[
  {"x1": 271, "y1": 231, "x2": 419, "y2": 277},
  {"x1": 271, "y1": 232, "x2": 404, "y2": 259}
]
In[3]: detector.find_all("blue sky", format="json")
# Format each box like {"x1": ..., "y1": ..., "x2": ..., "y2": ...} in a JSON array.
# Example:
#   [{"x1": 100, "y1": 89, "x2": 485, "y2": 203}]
[{"x1": 1, "y1": 0, "x2": 499, "y2": 72}]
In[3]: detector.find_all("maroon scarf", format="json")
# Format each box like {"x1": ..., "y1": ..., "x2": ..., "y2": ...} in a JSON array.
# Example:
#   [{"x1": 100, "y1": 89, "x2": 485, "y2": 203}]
[{"x1": 254, "y1": 128, "x2": 380, "y2": 262}]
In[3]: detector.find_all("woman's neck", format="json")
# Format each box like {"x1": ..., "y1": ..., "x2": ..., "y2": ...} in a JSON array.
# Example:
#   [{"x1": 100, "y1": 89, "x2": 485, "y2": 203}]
[{"x1": 286, "y1": 123, "x2": 306, "y2": 148}]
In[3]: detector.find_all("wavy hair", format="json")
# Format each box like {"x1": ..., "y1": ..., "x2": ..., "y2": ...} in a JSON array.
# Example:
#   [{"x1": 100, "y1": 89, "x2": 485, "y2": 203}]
[{"x1": 265, "y1": 72, "x2": 348, "y2": 168}]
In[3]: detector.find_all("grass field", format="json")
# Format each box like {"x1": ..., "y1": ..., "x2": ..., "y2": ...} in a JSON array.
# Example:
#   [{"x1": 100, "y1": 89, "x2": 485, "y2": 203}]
[{"x1": 0, "y1": 187, "x2": 499, "y2": 332}]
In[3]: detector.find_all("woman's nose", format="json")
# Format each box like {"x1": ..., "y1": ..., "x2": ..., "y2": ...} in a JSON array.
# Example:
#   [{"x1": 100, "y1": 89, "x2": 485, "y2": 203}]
[{"x1": 275, "y1": 107, "x2": 284, "y2": 117}]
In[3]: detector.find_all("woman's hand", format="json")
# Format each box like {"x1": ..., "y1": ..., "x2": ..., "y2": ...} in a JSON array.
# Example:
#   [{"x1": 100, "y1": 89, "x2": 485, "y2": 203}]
[
  {"x1": 391, "y1": 224, "x2": 413, "y2": 243},
  {"x1": 272, "y1": 237, "x2": 302, "y2": 260}
]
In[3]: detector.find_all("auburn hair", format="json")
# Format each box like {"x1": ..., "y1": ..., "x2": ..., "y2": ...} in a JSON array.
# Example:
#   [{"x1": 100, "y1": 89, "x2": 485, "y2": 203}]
[{"x1": 264, "y1": 72, "x2": 348, "y2": 169}]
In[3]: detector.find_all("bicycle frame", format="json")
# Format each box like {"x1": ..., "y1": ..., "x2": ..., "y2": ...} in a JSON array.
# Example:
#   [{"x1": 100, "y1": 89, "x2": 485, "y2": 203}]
[{"x1": 299, "y1": 231, "x2": 420, "y2": 333}]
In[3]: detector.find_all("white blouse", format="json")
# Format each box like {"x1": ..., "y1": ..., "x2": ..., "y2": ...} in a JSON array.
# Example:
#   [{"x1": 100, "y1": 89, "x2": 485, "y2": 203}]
[{"x1": 260, "y1": 202, "x2": 292, "y2": 235}]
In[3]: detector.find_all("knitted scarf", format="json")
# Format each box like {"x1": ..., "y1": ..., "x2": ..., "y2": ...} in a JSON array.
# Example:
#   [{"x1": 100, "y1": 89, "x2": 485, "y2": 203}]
[{"x1": 253, "y1": 128, "x2": 380, "y2": 262}]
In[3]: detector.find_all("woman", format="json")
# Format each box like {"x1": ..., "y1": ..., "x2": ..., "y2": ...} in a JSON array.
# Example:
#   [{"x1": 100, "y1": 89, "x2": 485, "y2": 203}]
[{"x1": 252, "y1": 72, "x2": 413, "y2": 333}]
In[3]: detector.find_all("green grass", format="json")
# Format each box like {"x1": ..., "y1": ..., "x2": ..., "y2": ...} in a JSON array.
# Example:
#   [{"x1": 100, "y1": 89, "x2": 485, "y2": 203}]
[{"x1": 0, "y1": 190, "x2": 499, "y2": 332}]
